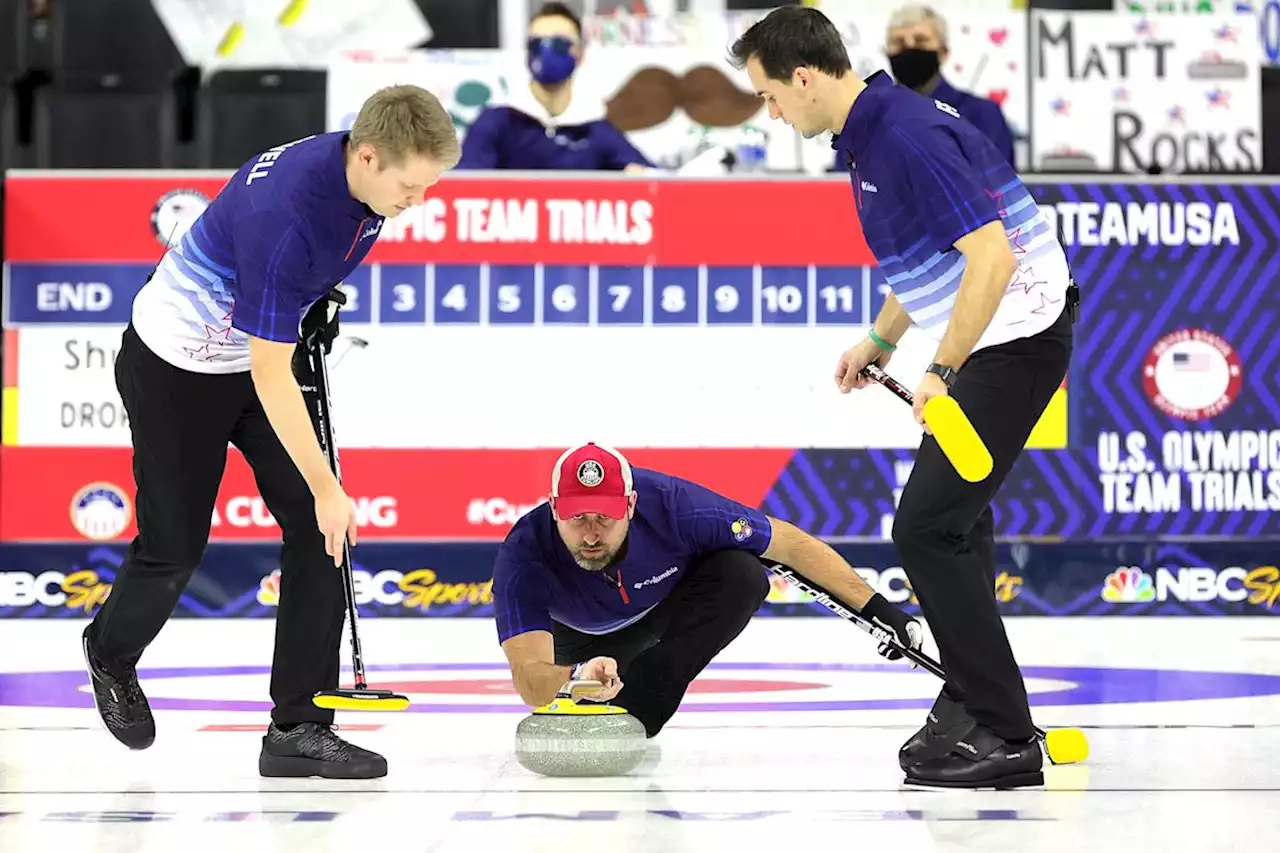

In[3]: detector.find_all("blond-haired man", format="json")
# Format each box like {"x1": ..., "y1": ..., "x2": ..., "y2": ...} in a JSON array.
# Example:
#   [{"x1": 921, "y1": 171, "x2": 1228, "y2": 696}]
[{"x1": 82, "y1": 85, "x2": 459, "y2": 779}]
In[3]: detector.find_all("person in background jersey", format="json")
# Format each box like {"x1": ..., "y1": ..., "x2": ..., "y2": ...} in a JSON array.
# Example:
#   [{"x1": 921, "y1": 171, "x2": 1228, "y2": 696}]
[
  {"x1": 80, "y1": 85, "x2": 461, "y2": 780},
  {"x1": 731, "y1": 7, "x2": 1076, "y2": 790},
  {"x1": 455, "y1": 2, "x2": 653, "y2": 172},
  {"x1": 493, "y1": 442, "x2": 924, "y2": 738}
]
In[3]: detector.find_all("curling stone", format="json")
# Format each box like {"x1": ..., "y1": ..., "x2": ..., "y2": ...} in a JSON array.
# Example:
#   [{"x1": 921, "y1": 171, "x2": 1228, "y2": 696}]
[{"x1": 514, "y1": 680, "x2": 648, "y2": 777}]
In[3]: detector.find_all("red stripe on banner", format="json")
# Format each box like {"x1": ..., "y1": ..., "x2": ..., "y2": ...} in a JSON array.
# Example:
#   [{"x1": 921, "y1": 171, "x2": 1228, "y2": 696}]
[
  {"x1": 0, "y1": 446, "x2": 796, "y2": 542},
  {"x1": 2, "y1": 330, "x2": 16, "y2": 386},
  {"x1": 2, "y1": 173, "x2": 876, "y2": 267}
]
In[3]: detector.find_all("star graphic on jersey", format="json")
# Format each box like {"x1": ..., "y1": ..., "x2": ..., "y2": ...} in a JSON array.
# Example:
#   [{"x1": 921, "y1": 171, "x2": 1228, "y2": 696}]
[
  {"x1": 183, "y1": 343, "x2": 212, "y2": 360},
  {"x1": 1008, "y1": 226, "x2": 1028, "y2": 256},
  {"x1": 204, "y1": 324, "x2": 234, "y2": 342},
  {"x1": 1029, "y1": 293, "x2": 1062, "y2": 315}
]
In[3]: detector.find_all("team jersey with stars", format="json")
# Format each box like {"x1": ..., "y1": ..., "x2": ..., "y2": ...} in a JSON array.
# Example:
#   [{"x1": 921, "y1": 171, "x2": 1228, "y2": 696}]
[
  {"x1": 833, "y1": 71, "x2": 1071, "y2": 351},
  {"x1": 130, "y1": 131, "x2": 385, "y2": 373},
  {"x1": 491, "y1": 468, "x2": 773, "y2": 643}
]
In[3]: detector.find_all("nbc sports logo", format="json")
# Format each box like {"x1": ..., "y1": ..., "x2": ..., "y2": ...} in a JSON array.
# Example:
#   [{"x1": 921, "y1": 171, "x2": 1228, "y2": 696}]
[{"x1": 1102, "y1": 567, "x2": 1156, "y2": 603}]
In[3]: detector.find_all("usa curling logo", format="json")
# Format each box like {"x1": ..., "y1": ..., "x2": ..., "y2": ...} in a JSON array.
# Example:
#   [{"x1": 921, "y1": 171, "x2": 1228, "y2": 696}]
[
  {"x1": 1102, "y1": 567, "x2": 1155, "y2": 603},
  {"x1": 1142, "y1": 328, "x2": 1242, "y2": 421},
  {"x1": 150, "y1": 188, "x2": 210, "y2": 247},
  {"x1": 70, "y1": 482, "x2": 131, "y2": 541}
]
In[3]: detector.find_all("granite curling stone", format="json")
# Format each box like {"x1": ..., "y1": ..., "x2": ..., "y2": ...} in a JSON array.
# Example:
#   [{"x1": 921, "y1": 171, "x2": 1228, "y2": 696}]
[{"x1": 515, "y1": 681, "x2": 648, "y2": 777}]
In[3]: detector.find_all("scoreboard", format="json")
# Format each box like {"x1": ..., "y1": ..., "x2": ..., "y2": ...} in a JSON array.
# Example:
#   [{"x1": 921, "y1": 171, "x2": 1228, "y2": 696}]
[{"x1": 3, "y1": 259, "x2": 890, "y2": 328}]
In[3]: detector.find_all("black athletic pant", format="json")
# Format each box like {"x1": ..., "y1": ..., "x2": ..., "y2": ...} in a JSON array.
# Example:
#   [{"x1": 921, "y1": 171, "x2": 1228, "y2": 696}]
[
  {"x1": 892, "y1": 305, "x2": 1073, "y2": 742},
  {"x1": 87, "y1": 324, "x2": 345, "y2": 726},
  {"x1": 552, "y1": 549, "x2": 770, "y2": 737}
]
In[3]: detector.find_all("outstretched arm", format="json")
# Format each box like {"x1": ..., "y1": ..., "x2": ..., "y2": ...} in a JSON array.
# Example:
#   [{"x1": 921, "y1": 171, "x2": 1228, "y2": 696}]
[
  {"x1": 761, "y1": 516, "x2": 923, "y2": 659},
  {"x1": 760, "y1": 516, "x2": 877, "y2": 609}
]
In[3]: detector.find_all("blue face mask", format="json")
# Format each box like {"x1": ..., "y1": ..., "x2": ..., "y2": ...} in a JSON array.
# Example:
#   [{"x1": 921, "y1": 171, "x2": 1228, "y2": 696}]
[{"x1": 527, "y1": 36, "x2": 577, "y2": 85}]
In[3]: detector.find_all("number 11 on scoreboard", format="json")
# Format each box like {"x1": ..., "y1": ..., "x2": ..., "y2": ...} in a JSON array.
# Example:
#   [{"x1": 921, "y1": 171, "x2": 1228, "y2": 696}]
[{"x1": 814, "y1": 267, "x2": 865, "y2": 325}]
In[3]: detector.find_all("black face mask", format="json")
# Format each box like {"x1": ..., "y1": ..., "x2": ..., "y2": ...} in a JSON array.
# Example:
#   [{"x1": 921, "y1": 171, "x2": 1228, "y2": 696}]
[{"x1": 889, "y1": 47, "x2": 941, "y2": 90}]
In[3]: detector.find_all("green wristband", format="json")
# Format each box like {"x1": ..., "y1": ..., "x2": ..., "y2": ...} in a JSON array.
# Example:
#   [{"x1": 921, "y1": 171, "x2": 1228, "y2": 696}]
[{"x1": 868, "y1": 330, "x2": 896, "y2": 352}]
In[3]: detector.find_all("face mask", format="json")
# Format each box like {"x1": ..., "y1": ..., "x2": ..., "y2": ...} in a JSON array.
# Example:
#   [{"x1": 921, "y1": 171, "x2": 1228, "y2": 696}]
[
  {"x1": 889, "y1": 47, "x2": 941, "y2": 90},
  {"x1": 528, "y1": 36, "x2": 577, "y2": 85}
]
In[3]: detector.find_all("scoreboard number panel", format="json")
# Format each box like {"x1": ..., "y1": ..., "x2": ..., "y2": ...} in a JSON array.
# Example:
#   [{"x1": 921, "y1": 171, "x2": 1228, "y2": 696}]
[
  {"x1": 650, "y1": 267, "x2": 698, "y2": 325},
  {"x1": 759, "y1": 266, "x2": 808, "y2": 325},
  {"x1": 336, "y1": 264, "x2": 372, "y2": 324},
  {"x1": 597, "y1": 266, "x2": 645, "y2": 325},
  {"x1": 704, "y1": 267, "x2": 753, "y2": 325},
  {"x1": 433, "y1": 265, "x2": 481, "y2": 324},
  {"x1": 488, "y1": 265, "x2": 536, "y2": 324},
  {"x1": 542, "y1": 265, "x2": 590, "y2": 325},
  {"x1": 376, "y1": 264, "x2": 426, "y2": 324},
  {"x1": 814, "y1": 267, "x2": 865, "y2": 325},
  {"x1": 867, "y1": 265, "x2": 891, "y2": 326}
]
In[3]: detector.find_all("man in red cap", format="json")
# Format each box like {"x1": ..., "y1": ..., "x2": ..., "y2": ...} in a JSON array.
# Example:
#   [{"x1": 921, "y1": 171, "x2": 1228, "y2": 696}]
[{"x1": 493, "y1": 442, "x2": 923, "y2": 737}]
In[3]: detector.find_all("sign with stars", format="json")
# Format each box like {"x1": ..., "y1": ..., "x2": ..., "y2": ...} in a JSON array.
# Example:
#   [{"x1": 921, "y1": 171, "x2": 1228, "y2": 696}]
[{"x1": 1031, "y1": 11, "x2": 1262, "y2": 172}]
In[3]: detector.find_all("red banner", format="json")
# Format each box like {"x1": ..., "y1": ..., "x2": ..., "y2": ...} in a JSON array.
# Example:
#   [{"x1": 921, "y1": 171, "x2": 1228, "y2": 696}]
[
  {"x1": 3, "y1": 173, "x2": 874, "y2": 267},
  {"x1": 0, "y1": 446, "x2": 795, "y2": 543}
]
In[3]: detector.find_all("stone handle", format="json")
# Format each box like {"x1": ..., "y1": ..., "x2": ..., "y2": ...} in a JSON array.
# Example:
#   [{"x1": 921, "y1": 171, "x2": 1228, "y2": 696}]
[{"x1": 556, "y1": 679, "x2": 605, "y2": 700}]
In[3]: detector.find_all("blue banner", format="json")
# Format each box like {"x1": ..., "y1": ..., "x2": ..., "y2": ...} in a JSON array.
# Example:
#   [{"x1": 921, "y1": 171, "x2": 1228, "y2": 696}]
[{"x1": 1, "y1": 540, "x2": 1276, "y2": 619}]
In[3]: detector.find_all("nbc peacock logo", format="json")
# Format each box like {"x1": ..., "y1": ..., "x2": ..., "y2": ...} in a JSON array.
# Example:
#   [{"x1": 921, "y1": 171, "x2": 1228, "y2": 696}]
[
  {"x1": 257, "y1": 569, "x2": 282, "y2": 607},
  {"x1": 1102, "y1": 567, "x2": 1156, "y2": 603}
]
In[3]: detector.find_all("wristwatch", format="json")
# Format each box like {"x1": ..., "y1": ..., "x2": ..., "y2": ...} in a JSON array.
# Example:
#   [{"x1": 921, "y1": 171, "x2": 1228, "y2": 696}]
[{"x1": 926, "y1": 363, "x2": 958, "y2": 390}]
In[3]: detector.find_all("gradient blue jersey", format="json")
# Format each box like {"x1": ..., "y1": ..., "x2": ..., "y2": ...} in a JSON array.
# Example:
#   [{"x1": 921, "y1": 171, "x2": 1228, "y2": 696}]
[
  {"x1": 131, "y1": 131, "x2": 384, "y2": 372},
  {"x1": 491, "y1": 468, "x2": 773, "y2": 643},
  {"x1": 834, "y1": 71, "x2": 1069, "y2": 350}
]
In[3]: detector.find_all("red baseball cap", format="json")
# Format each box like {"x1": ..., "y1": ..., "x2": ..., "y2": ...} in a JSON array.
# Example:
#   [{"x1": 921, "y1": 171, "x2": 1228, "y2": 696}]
[{"x1": 550, "y1": 442, "x2": 634, "y2": 520}]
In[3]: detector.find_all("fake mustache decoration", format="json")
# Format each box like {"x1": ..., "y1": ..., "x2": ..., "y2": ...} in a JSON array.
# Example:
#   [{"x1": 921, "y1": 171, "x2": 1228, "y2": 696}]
[{"x1": 605, "y1": 65, "x2": 762, "y2": 131}]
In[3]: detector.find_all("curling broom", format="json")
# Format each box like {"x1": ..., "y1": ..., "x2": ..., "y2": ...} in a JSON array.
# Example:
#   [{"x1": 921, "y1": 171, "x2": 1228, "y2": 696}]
[
  {"x1": 862, "y1": 363, "x2": 993, "y2": 483},
  {"x1": 304, "y1": 289, "x2": 409, "y2": 713},
  {"x1": 764, "y1": 560, "x2": 1088, "y2": 766}
]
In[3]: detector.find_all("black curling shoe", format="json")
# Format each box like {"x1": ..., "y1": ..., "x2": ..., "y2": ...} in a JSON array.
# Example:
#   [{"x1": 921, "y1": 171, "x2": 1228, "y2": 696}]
[
  {"x1": 259, "y1": 722, "x2": 388, "y2": 779},
  {"x1": 82, "y1": 626, "x2": 155, "y2": 751},
  {"x1": 899, "y1": 688, "x2": 975, "y2": 771},
  {"x1": 903, "y1": 723, "x2": 1043, "y2": 790}
]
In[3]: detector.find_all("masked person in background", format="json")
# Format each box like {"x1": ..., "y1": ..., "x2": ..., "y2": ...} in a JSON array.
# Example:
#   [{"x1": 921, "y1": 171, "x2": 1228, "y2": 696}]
[
  {"x1": 883, "y1": 4, "x2": 1015, "y2": 167},
  {"x1": 456, "y1": 2, "x2": 653, "y2": 172}
]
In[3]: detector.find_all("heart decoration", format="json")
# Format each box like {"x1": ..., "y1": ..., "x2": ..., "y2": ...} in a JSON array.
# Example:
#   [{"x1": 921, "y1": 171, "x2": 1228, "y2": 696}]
[
  {"x1": 989, "y1": 28, "x2": 1008, "y2": 47},
  {"x1": 988, "y1": 89, "x2": 1009, "y2": 106}
]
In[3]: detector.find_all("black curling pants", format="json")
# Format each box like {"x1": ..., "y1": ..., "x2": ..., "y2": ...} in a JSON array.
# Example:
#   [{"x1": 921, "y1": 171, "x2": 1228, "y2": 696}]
[
  {"x1": 892, "y1": 306, "x2": 1072, "y2": 741},
  {"x1": 87, "y1": 324, "x2": 346, "y2": 726},
  {"x1": 552, "y1": 549, "x2": 771, "y2": 737}
]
